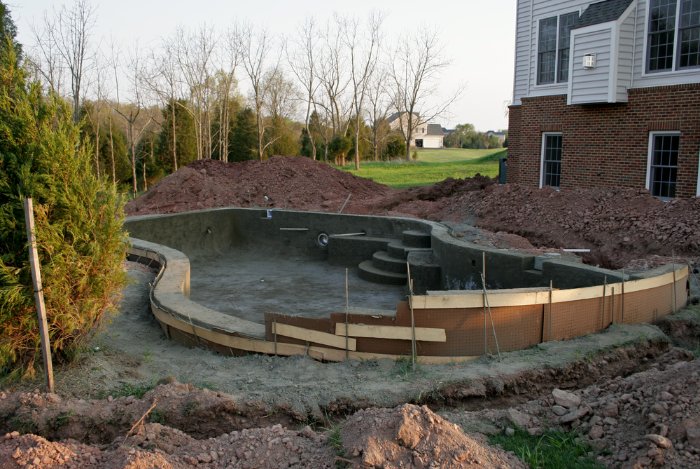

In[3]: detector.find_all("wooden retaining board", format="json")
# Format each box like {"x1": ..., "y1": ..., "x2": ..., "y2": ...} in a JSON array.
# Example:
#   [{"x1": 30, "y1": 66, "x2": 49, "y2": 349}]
[
  {"x1": 415, "y1": 267, "x2": 688, "y2": 309},
  {"x1": 274, "y1": 322, "x2": 357, "y2": 351},
  {"x1": 334, "y1": 323, "x2": 446, "y2": 342},
  {"x1": 152, "y1": 303, "x2": 477, "y2": 363}
]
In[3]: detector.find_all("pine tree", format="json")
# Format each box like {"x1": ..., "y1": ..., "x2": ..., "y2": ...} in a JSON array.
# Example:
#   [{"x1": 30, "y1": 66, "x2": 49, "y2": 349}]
[
  {"x1": 0, "y1": 5, "x2": 127, "y2": 378},
  {"x1": 229, "y1": 108, "x2": 257, "y2": 162}
]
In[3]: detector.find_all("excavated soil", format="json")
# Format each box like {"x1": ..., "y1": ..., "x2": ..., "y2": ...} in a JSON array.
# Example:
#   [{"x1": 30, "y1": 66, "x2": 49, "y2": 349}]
[
  {"x1": 126, "y1": 157, "x2": 700, "y2": 268},
  {"x1": 3, "y1": 156, "x2": 700, "y2": 467}
]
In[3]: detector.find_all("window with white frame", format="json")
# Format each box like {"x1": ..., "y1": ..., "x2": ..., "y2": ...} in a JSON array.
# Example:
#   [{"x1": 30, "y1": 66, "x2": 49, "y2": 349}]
[
  {"x1": 647, "y1": 132, "x2": 680, "y2": 198},
  {"x1": 541, "y1": 133, "x2": 563, "y2": 188},
  {"x1": 537, "y1": 12, "x2": 579, "y2": 84},
  {"x1": 647, "y1": 0, "x2": 700, "y2": 72}
]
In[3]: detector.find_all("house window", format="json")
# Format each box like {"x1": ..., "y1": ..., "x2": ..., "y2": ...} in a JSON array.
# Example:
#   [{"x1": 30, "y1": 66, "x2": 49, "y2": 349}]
[
  {"x1": 647, "y1": 0, "x2": 700, "y2": 72},
  {"x1": 537, "y1": 12, "x2": 579, "y2": 84},
  {"x1": 541, "y1": 133, "x2": 562, "y2": 188},
  {"x1": 647, "y1": 132, "x2": 680, "y2": 198}
]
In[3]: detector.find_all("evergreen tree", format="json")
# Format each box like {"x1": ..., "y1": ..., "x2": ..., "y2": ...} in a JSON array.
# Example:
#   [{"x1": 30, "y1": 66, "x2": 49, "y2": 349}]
[
  {"x1": 156, "y1": 99, "x2": 197, "y2": 172},
  {"x1": 0, "y1": 7, "x2": 127, "y2": 378},
  {"x1": 0, "y1": 1, "x2": 20, "y2": 61},
  {"x1": 265, "y1": 115, "x2": 300, "y2": 158},
  {"x1": 229, "y1": 107, "x2": 257, "y2": 162}
]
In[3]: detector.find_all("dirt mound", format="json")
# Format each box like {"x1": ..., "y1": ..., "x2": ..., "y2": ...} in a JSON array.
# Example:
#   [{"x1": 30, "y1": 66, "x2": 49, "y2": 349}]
[
  {"x1": 126, "y1": 156, "x2": 700, "y2": 268},
  {"x1": 478, "y1": 355, "x2": 700, "y2": 468},
  {"x1": 126, "y1": 157, "x2": 393, "y2": 216},
  {"x1": 1, "y1": 422, "x2": 333, "y2": 468},
  {"x1": 1, "y1": 386, "x2": 526, "y2": 468},
  {"x1": 341, "y1": 404, "x2": 525, "y2": 468},
  {"x1": 430, "y1": 184, "x2": 700, "y2": 268}
]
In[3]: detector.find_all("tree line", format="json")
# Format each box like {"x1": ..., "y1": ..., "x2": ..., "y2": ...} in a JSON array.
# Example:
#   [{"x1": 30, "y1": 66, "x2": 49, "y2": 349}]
[
  {"x1": 444, "y1": 123, "x2": 507, "y2": 150},
  {"x1": 25, "y1": 0, "x2": 461, "y2": 193}
]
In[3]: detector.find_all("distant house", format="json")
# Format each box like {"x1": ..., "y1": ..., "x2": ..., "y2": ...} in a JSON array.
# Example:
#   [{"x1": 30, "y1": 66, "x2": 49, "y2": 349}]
[
  {"x1": 508, "y1": 0, "x2": 700, "y2": 198},
  {"x1": 387, "y1": 112, "x2": 445, "y2": 149}
]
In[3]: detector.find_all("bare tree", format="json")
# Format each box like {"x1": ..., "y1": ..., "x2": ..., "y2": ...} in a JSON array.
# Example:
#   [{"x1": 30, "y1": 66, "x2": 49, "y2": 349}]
[
  {"x1": 112, "y1": 46, "x2": 152, "y2": 195},
  {"x1": 82, "y1": 53, "x2": 109, "y2": 177},
  {"x1": 342, "y1": 13, "x2": 383, "y2": 170},
  {"x1": 29, "y1": 13, "x2": 64, "y2": 95},
  {"x1": 239, "y1": 24, "x2": 278, "y2": 161},
  {"x1": 141, "y1": 37, "x2": 191, "y2": 171},
  {"x1": 316, "y1": 19, "x2": 351, "y2": 140},
  {"x1": 287, "y1": 18, "x2": 320, "y2": 160},
  {"x1": 176, "y1": 25, "x2": 216, "y2": 160},
  {"x1": 263, "y1": 67, "x2": 297, "y2": 121},
  {"x1": 43, "y1": 0, "x2": 97, "y2": 122},
  {"x1": 366, "y1": 69, "x2": 392, "y2": 161},
  {"x1": 211, "y1": 27, "x2": 241, "y2": 162},
  {"x1": 389, "y1": 28, "x2": 460, "y2": 160}
]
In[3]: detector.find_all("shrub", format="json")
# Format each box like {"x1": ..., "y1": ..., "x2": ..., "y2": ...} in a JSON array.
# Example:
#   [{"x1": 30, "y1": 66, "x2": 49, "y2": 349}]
[{"x1": 0, "y1": 39, "x2": 127, "y2": 379}]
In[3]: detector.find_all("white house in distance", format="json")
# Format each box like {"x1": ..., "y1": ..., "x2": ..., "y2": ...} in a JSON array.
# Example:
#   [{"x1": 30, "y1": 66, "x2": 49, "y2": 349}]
[{"x1": 387, "y1": 112, "x2": 445, "y2": 149}]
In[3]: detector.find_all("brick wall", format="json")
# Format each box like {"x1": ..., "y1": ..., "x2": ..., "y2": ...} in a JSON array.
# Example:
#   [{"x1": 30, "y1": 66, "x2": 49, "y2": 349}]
[{"x1": 507, "y1": 83, "x2": 700, "y2": 197}]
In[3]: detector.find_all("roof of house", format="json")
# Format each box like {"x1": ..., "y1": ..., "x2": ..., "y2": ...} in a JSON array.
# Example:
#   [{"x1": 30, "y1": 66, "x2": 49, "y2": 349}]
[
  {"x1": 387, "y1": 112, "x2": 401, "y2": 123},
  {"x1": 575, "y1": 0, "x2": 634, "y2": 29},
  {"x1": 426, "y1": 124, "x2": 444, "y2": 136},
  {"x1": 387, "y1": 111, "x2": 419, "y2": 123}
]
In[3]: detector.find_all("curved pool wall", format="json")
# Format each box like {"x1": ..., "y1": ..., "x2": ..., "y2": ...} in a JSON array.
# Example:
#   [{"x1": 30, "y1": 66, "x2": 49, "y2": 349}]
[{"x1": 125, "y1": 207, "x2": 689, "y2": 361}]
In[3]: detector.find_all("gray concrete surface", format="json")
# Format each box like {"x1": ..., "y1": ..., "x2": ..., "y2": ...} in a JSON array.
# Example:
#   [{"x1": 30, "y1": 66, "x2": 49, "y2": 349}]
[{"x1": 189, "y1": 249, "x2": 405, "y2": 322}]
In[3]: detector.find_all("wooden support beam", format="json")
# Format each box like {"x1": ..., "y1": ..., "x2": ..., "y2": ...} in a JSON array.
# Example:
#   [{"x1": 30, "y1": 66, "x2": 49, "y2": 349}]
[
  {"x1": 151, "y1": 305, "x2": 473, "y2": 363},
  {"x1": 272, "y1": 322, "x2": 357, "y2": 351},
  {"x1": 334, "y1": 323, "x2": 446, "y2": 342}
]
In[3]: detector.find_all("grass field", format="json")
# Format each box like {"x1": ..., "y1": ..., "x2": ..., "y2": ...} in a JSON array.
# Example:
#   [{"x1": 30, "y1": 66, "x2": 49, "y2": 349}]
[{"x1": 343, "y1": 148, "x2": 504, "y2": 188}]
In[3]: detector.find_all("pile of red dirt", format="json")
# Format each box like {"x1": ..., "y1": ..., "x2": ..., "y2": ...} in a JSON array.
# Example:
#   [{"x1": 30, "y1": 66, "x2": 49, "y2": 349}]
[
  {"x1": 126, "y1": 156, "x2": 700, "y2": 269},
  {"x1": 421, "y1": 184, "x2": 700, "y2": 268},
  {"x1": 0, "y1": 384, "x2": 520, "y2": 469},
  {"x1": 341, "y1": 404, "x2": 525, "y2": 468},
  {"x1": 126, "y1": 157, "x2": 393, "y2": 216}
]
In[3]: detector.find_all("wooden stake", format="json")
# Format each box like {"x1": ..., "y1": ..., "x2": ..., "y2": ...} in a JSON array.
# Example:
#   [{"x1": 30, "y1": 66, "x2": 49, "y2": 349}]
[
  {"x1": 611, "y1": 287, "x2": 615, "y2": 326},
  {"x1": 23, "y1": 198, "x2": 54, "y2": 393},
  {"x1": 482, "y1": 252, "x2": 487, "y2": 355},
  {"x1": 407, "y1": 262, "x2": 416, "y2": 372},
  {"x1": 672, "y1": 258, "x2": 677, "y2": 314},
  {"x1": 273, "y1": 319, "x2": 278, "y2": 356},
  {"x1": 344, "y1": 268, "x2": 349, "y2": 361},
  {"x1": 621, "y1": 270, "x2": 625, "y2": 324},
  {"x1": 600, "y1": 276, "x2": 607, "y2": 330},
  {"x1": 548, "y1": 280, "x2": 553, "y2": 341},
  {"x1": 481, "y1": 273, "x2": 501, "y2": 361}
]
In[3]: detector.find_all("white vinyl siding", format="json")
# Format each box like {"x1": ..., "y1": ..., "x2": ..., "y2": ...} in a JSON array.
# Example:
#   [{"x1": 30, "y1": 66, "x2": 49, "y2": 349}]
[
  {"x1": 512, "y1": 0, "x2": 533, "y2": 104},
  {"x1": 617, "y1": 11, "x2": 637, "y2": 99},
  {"x1": 569, "y1": 28, "x2": 614, "y2": 103},
  {"x1": 512, "y1": 0, "x2": 700, "y2": 106},
  {"x1": 634, "y1": 0, "x2": 700, "y2": 86}
]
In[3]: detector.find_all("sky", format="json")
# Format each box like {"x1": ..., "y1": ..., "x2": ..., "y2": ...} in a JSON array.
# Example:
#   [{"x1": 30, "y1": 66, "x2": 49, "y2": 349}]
[{"x1": 12, "y1": 0, "x2": 516, "y2": 132}]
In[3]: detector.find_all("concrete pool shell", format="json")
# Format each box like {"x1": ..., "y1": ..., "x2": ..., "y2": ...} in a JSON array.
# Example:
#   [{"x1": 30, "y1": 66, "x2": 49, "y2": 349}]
[{"x1": 125, "y1": 207, "x2": 689, "y2": 362}]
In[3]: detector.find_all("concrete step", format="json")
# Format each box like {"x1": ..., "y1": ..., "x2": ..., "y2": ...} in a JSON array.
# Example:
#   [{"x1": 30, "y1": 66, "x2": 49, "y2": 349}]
[
  {"x1": 402, "y1": 230, "x2": 432, "y2": 248},
  {"x1": 387, "y1": 241, "x2": 433, "y2": 260},
  {"x1": 358, "y1": 260, "x2": 408, "y2": 285},
  {"x1": 327, "y1": 235, "x2": 395, "y2": 266},
  {"x1": 372, "y1": 250, "x2": 408, "y2": 274}
]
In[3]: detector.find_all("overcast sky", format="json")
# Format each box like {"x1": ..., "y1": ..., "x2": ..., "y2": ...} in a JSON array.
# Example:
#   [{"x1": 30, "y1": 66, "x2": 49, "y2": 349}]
[{"x1": 12, "y1": 0, "x2": 516, "y2": 131}]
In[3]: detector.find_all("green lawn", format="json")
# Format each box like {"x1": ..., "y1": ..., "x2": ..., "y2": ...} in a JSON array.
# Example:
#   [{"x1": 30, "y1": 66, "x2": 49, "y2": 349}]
[{"x1": 343, "y1": 148, "x2": 504, "y2": 188}]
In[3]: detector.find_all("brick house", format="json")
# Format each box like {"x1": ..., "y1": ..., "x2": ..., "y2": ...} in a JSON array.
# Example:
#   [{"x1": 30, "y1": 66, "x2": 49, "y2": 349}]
[{"x1": 508, "y1": 0, "x2": 700, "y2": 197}]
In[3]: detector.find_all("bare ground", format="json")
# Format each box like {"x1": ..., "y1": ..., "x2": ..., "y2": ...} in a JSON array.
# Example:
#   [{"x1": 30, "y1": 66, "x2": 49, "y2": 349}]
[{"x1": 3, "y1": 157, "x2": 700, "y2": 467}]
